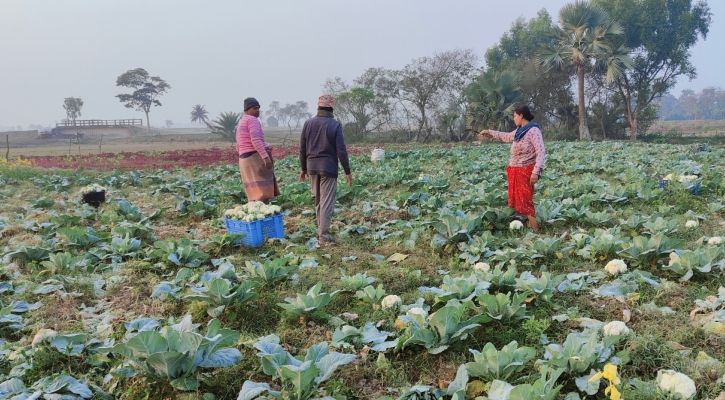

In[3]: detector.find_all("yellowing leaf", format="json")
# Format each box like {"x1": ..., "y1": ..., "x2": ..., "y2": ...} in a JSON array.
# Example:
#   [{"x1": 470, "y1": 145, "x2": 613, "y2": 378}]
[
  {"x1": 555, "y1": 252, "x2": 564, "y2": 259},
  {"x1": 387, "y1": 253, "x2": 408, "y2": 263}
]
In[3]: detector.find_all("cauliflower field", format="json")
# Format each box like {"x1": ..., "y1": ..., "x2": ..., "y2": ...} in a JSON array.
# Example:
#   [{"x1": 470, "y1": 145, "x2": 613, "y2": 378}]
[{"x1": 1, "y1": 141, "x2": 725, "y2": 399}]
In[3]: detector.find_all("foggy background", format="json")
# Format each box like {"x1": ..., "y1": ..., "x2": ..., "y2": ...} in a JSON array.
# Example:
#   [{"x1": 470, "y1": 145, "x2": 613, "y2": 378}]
[{"x1": 0, "y1": 0, "x2": 721, "y2": 129}]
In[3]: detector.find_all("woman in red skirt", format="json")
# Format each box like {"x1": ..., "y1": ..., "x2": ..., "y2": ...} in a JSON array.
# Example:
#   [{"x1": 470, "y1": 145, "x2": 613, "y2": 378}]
[{"x1": 478, "y1": 106, "x2": 546, "y2": 233}]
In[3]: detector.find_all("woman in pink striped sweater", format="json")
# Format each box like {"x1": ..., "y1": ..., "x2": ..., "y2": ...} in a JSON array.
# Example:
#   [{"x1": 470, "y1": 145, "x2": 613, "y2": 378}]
[
  {"x1": 236, "y1": 97, "x2": 279, "y2": 202},
  {"x1": 479, "y1": 106, "x2": 546, "y2": 233}
]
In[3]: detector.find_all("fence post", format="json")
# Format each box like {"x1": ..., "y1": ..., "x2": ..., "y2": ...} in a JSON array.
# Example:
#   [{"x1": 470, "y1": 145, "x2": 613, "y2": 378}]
[
  {"x1": 69, "y1": 139, "x2": 72, "y2": 156},
  {"x1": 5, "y1": 135, "x2": 8, "y2": 161}
]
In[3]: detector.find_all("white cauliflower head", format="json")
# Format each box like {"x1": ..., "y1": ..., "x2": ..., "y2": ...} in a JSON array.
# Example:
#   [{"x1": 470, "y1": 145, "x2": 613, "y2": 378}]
[
  {"x1": 381, "y1": 295, "x2": 402, "y2": 310},
  {"x1": 604, "y1": 259, "x2": 628, "y2": 276},
  {"x1": 685, "y1": 220, "x2": 699, "y2": 229},
  {"x1": 708, "y1": 236, "x2": 723, "y2": 246},
  {"x1": 668, "y1": 252, "x2": 681, "y2": 266},
  {"x1": 407, "y1": 307, "x2": 428, "y2": 319},
  {"x1": 32, "y1": 328, "x2": 58, "y2": 347},
  {"x1": 509, "y1": 220, "x2": 524, "y2": 230},
  {"x1": 473, "y1": 262, "x2": 491, "y2": 272},
  {"x1": 657, "y1": 370, "x2": 696, "y2": 399},
  {"x1": 602, "y1": 321, "x2": 630, "y2": 336}
]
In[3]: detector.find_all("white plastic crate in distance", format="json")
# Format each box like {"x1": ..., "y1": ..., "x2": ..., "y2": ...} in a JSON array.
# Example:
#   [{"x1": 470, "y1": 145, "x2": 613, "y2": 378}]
[{"x1": 224, "y1": 214, "x2": 284, "y2": 247}]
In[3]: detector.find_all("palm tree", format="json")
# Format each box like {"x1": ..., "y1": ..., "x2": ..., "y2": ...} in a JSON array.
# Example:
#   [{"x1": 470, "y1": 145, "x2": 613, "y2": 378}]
[
  {"x1": 465, "y1": 70, "x2": 522, "y2": 132},
  {"x1": 208, "y1": 112, "x2": 241, "y2": 142},
  {"x1": 189, "y1": 104, "x2": 209, "y2": 125},
  {"x1": 538, "y1": 0, "x2": 630, "y2": 140}
]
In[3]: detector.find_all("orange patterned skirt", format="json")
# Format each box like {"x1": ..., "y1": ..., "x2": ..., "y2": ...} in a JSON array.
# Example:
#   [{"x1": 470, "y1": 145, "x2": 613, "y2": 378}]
[{"x1": 506, "y1": 164, "x2": 536, "y2": 216}]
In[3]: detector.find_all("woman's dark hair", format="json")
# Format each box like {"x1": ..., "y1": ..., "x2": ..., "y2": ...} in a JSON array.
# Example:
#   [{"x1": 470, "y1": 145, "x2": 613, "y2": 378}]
[{"x1": 514, "y1": 105, "x2": 535, "y2": 121}]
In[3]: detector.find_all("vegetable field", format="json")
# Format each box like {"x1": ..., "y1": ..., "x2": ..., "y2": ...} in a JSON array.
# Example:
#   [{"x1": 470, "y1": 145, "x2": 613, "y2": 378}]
[{"x1": 1, "y1": 141, "x2": 725, "y2": 400}]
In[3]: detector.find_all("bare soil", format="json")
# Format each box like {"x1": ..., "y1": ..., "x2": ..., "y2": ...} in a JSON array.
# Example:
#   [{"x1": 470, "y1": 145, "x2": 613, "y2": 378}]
[{"x1": 2, "y1": 127, "x2": 302, "y2": 158}]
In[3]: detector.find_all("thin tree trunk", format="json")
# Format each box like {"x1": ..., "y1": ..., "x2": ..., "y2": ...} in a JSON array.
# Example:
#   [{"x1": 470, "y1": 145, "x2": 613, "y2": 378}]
[
  {"x1": 145, "y1": 112, "x2": 151, "y2": 134},
  {"x1": 577, "y1": 66, "x2": 591, "y2": 141}
]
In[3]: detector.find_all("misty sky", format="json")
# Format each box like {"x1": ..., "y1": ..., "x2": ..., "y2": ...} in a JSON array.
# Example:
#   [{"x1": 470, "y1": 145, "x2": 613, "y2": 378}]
[{"x1": 0, "y1": 0, "x2": 722, "y2": 128}]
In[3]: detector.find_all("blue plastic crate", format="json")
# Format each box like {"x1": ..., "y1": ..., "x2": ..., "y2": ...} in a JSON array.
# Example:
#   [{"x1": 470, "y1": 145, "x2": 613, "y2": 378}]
[
  {"x1": 658, "y1": 179, "x2": 700, "y2": 195},
  {"x1": 261, "y1": 214, "x2": 284, "y2": 239},
  {"x1": 224, "y1": 214, "x2": 284, "y2": 247}
]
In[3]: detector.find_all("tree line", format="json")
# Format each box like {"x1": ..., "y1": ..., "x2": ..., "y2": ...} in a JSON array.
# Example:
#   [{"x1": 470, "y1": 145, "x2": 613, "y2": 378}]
[
  {"x1": 657, "y1": 87, "x2": 725, "y2": 121},
  {"x1": 54, "y1": 0, "x2": 711, "y2": 143},
  {"x1": 320, "y1": 0, "x2": 711, "y2": 142}
]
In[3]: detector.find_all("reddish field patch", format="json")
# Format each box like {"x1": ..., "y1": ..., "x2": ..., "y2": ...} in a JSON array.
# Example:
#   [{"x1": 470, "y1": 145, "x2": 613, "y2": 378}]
[{"x1": 27, "y1": 145, "x2": 372, "y2": 170}]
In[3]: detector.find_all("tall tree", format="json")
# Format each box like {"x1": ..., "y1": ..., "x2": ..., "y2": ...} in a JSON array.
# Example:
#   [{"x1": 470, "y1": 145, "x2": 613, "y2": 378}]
[
  {"x1": 115, "y1": 68, "x2": 170, "y2": 133},
  {"x1": 466, "y1": 70, "x2": 522, "y2": 131},
  {"x1": 208, "y1": 112, "x2": 240, "y2": 142},
  {"x1": 484, "y1": 10, "x2": 575, "y2": 129},
  {"x1": 291, "y1": 101, "x2": 311, "y2": 128},
  {"x1": 63, "y1": 97, "x2": 83, "y2": 125},
  {"x1": 266, "y1": 101, "x2": 282, "y2": 123},
  {"x1": 336, "y1": 88, "x2": 390, "y2": 138},
  {"x1": 189, "y1": 104, "x2": 209, "y2": 125},
  {"x1": 593, "y1": 0, "x2": 711, "y2": 139},
  {"x1": 394, "y1": 49, "x2": 479, "y2": 142},
  {"x1": 539, "y1": 0, "x2": 630, "y2": 140}
]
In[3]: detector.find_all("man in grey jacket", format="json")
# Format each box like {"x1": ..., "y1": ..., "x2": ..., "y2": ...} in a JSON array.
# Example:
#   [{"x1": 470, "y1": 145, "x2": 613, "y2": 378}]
[{"x1": 299, "y1": 94, "x2": 352, "y2": 245}]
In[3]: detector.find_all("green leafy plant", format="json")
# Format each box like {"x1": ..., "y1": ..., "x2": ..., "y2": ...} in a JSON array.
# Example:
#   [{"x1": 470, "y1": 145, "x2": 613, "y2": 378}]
[
  {"x1": 278, "y1": 283, "x2": 340, "y2": 318},
  {"x1": 419, "y1": 273, "x2": 491, "y2": 304},
  {"x1": 398, "y1": 300, "x2": 488, "y2": 354},
  {"x1": 55, "y1": 227, "x2": 102, "y2": 248},
  {"x1": 149, "y1": 238, "x2": 209, "y2": 268},
  {"x1": 515, "y1": 272, "x2": 560, "y2": 303},
  {"x1": 457, "y1": 232, "x2": 495, "y2": 264},
  {"x1": 105, "y1": 234, "x2": 142, "y2": 258},
  {"x1": 39, "y1": 252, "x2": 87, "y2": 275},
  {"x1": 242, "y1": 258, "x2": 296, "y2": 286},
  {"x1": 541, "y1": 330, "x2": 626, "y2": 374},
  {"x1": 428, "y1": 209, "x2": 482, "y2": 248},
  {"x1": 204, "y1": 232, "x2": 245, "y2": 255},
  {"x1": 355, "y1": 284, "x2": 386, "y2": 307},
  {"x1": 465, "y1": 340, "x2": 536, "y2": 382},
  {"x1": 617, "y1": 234, "x2": 684, "y2": 266},
  {"x1": 662, "y1": 247, "x2": 724, "y2": 281},
  {"x1": 184, "y1": 278, "x2": 259, "y2": 317},
  {"x1": 103, "y1": 316, "x2": 242, "y2": 391},
  {"x1": 340, "y1": 271, "x2": 376, "y2": 291},
  {"x1": 0, "y1": 375, "x2": 93, "y2": 399},
  {"x1": 238, "y1": 336, "x2": 356, "y2": 400},
  {"x1": 476, "y1": 291, "x2": 530, "y2": 323}
]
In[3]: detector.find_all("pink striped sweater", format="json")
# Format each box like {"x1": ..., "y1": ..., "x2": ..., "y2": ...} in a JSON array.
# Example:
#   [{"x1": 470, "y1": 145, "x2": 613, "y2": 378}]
[
  {"x1": 490, "y1": 127, "x2": 546, "y2": 175},
  {"x1": 236, "y1": 114, "x2": 269, "y2": 159}
]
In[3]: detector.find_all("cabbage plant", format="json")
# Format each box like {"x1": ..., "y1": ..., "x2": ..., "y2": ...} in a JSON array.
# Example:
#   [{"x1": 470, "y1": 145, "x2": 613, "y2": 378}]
[
  {"x1": 330, "y1": 322, "x2": 397, "y2": 352},
  {"x1": 0, "y1": 375, "x2": 93, "y2": 399},
  {"x1": 618, "y1": 234, "x2": 684, "y2": 266},
  {"x1": 242, "y1": 258, "x2": 296, "y2": 286},
  {"x1": 355, "y1": 284, "x2": 386, "y2": 306},
  {"x1": 476, "y1": 292, "x2": 530, "y2": 323},
  {"x1": 418, "y1": 273, "x2": 491, "y2": 304},
  {"x1": 278, "y1": 283, "x2": 340, "y2": 318},
  {"x1": 466, "y1": 341, "x2": 536, "y2": 382},
  {"x1": 103, "y1": 316, "x2": 242, "y2": 391},
  {"x1": 185, "y1": 278, "x2": 259, "y2": 317},
  {"x1": 428, "y1": 209, "x2": 482, "y2": 248},
  {"x1": 340, "y1": 271, "x2": 376, "y2": 291},
  {"x1": 149, "y1": 238, "x2": 209, "y2": 268},
  {"x1": 541, "y1": 330, "x2": 626, "y2": 374},
  {"x1": 237, "y1": 336, "x2": 356, "y2": 400},
  {"x1": 663, "y1": 247, "x2": 724, "y2": 281},
  {"x1": 398, "y1": 300, "x2": 488, "y2": 354}
]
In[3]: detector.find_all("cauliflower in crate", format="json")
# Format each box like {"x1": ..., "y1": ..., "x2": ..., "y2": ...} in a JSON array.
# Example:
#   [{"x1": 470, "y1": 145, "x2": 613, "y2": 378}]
[{"x1": 224, "y1": 201, "x2": 282, "y2": 222}]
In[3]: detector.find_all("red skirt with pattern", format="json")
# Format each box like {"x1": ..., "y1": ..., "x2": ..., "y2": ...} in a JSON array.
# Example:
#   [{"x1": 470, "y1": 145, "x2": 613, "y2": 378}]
[{"x1": 506, "y1": 164, "x2": 536, "y2": 216}]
